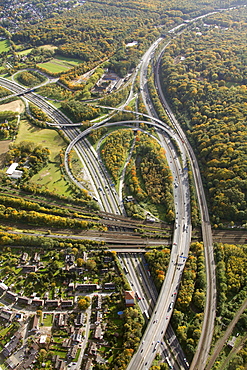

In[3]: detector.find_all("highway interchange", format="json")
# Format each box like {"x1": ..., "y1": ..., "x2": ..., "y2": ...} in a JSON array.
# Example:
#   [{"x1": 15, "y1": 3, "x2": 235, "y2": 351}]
[
  {"x1": 0, "y1": 66, "x2": 201, "y2": 370},
  {"x1": 1, "y1": 7, "x2": 240, "y2": 368},
  {"x1": 0, "y1": 37, "x2": 212, "y2": 370}
]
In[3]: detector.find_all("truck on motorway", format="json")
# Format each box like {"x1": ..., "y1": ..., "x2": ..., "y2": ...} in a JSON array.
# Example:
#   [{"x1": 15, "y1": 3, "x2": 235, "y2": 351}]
[{"x1": 165, "y1": 356, "x2": 173, "y2": 369}]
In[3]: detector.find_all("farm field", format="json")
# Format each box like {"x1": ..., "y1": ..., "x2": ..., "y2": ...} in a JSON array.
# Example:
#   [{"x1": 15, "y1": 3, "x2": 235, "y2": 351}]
[
  {"x1": 38, "y1": 56, "x2": 83, "y2": 73},
  {"x1": 0, "y1": 99, "x2": 25, "y2": 114},
  {"x1": 0, "y1": 39, "x2": 10, "y2": 53}
]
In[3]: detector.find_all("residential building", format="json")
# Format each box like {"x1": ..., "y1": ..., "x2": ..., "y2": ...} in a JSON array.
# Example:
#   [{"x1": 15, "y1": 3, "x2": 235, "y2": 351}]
[
  {"x1": 0, "y1": 282, "x2": 8, "y2": 295},
  {"x1": 124, "y1": 291, "x2": 135, "y2": 306},
  {"x1": 17, "y1": 296, "x2": 31, "y2": 306}
]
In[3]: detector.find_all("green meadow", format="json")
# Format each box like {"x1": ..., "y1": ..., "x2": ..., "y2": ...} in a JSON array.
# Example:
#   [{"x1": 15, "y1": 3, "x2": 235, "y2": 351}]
[
  {"x1": 38, "y1": 56, "x2": 83, "y2": 73},
  {"x1": 0, "y1": 39, "x2": 10, "y2": 53},
  {"x1": 16, "y1": 119, "x2": 73, "y2": 196}
]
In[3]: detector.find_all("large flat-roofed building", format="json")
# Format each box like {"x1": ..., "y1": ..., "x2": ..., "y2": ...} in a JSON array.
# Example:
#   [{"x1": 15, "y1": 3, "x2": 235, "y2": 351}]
[{"x1": 6, "y1": 163, "x2": 23, "y2": 179}]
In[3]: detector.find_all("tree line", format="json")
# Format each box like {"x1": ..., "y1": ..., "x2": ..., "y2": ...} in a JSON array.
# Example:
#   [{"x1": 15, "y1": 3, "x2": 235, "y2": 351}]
[{"x1": 160, "y1": 13, "x2": 247, "y2": 224}]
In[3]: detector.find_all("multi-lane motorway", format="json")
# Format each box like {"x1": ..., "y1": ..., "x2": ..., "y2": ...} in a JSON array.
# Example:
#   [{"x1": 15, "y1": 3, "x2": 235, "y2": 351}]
[
  {"x1": 120, "y1": 252, "x2": 189, "y2": 370},
  {"x1": 154, "y1": 48, "x2": 217, "y2": 370}
]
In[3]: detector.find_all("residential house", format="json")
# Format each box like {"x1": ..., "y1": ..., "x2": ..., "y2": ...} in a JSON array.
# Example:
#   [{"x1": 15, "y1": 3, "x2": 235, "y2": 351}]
[
  {"x1": 1, "y1": 332, "x2": 22, "y2": 357},
  {"x1": 75, "y1": 283, "x2": 99, "y2": 292},
  {"x1": 94, "y1": 325, "x2": 102, "y2": 340},
  {"x1": 69, "y1": 266, "x2": 84, "y2": 274},
  {"x1": 67, "y1": 282, "x2": 74, "y2": 292},
  {"x1": 84, "y1": 358, "x2": 93, "y2": 370},
  {"x1": 15, "y1": 343, "x2": 39, "y2": 370},
  {"x1": 5, "y1": 358, "x2": 16, "y2": 369},
  {"x1": 57, "y1": 313, "x2": 68, "y2": 327},
  {"x1": 124, "y1": 291, "x2": 135, "y2": 307},
  {"x1": 72, "y1": 328, "x2": 82, "y2": 343},
  {"x1": 0, "y1": 282, "x2": 8, "y2": 296},
  {"x1": 60, "y1": 300, "x2": 73, "y2": 309},
  {"x1": 95, "y1": 311, "x2": 102, "y2": 324},
  {"x1": 68, "y1": 344, "x2": 78, "y2": 359},
  {"x1": 103, "y1": 282, "x2": 115, "y2": 290},
  {"x1": 65, "y1": 254, "x2": 75, "y2": 265},
  {"x1": 62, "y1": 338, "x2": 71, "y2": 348},
  {"x1": 75, "y1": 312, "x2": 84, "y2": 326},
  {"x1": 21, "y1": 265, "x2": 37, "y2": 274},
  {"x1": 5, "y1": 291, "x2": 18, "y2": 303},
  {"x1": 89, "y1": 342, "x2": 97, "y2": 355},
  {"x1": 32, "y1": 253, "x2": 40, "y2": 264},
  {"x1": 20, "y1": 252, "x2": 28, "y2": 264},
  {"x1": 0, "y1": 309, "x2": 14, "y2": 323},
  {"x1": 30, "y1": 315, "x2": 39, "y2": 332},
  {"x1": 32, "y1": 298, "x2": 44, "y2": 307},
  {"x1": 45, "y1": 299, "x2": 60, "y2": 308},
  {"x1": 96, "y1": 295, "x2": 102, "y2": 310},
  {"x1": 53, "y1": 355, "x2": 66, "y2": 370},
  {"x1": 17, "y1": 296, "x2": 31, "y2": 306}
]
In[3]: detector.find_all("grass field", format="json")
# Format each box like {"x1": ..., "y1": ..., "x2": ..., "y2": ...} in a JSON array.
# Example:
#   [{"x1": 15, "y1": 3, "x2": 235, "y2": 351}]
[
  {"x1": 16, "y1": 120, "x2": 73, "y2": 196},
  {"x1": 39, "y1": 44, "x2": 58, "y2": 52},
  {"x1": 16, "y1": 120, "x2": 65, "y2": 161},
  {"x1": 49, "y1": 101, "x2": 62, "y2": 109},
  {"x1": 0, "y1": 39, "x2": 10, "y2": 53},
  {"x1": 38, "y1": 56, "x2": 83, "y2": 73},
  {"x1": 17, "y1": 48, "x2": 33, "y2": 56}
]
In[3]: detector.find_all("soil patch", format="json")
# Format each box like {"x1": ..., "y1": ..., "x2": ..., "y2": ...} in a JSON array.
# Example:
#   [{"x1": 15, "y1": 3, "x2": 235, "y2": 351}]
[{"x1": 0, "y1": 99, "x2": 25, "y2": 114}]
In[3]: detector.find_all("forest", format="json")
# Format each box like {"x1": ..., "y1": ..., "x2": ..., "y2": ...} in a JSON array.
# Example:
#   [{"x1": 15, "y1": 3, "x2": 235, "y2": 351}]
[
  {"x1": 125, "y1": 132, "x2": 174, "y2": 221},
  {"x1": 100, "y1": 129, "x2": 134, "y2": 183},
  {"x1": 6, "y1": 0, "x2": 243, "y2": 81},
  {"x1": 160, "y1": 8, "x2": 247, "y2": 224}
]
